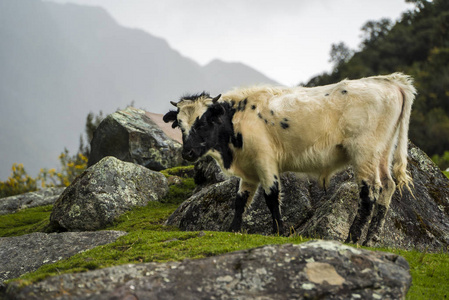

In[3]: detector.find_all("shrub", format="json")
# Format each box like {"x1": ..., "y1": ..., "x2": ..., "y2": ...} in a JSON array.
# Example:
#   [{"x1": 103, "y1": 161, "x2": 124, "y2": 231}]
[
  {"x1": 38, "y1": 149, "x2": 88, "y2": 188},
  {"x1": 0, "y1": 164, "x2": 38, "y2": 198},
  {"x1": 0, "y1": 150, "x2": 88, "y2": 198}
]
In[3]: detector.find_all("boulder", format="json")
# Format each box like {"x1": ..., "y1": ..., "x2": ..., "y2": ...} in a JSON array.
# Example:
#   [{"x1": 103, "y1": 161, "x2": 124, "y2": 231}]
[
  {"x1": 88, "y1": 107, "x2": 184, "y2": 171},
  {"x1": 167, "y1": 142, "x2": 449, "y2": 252},
  {"x1": 0, "y1": 231, "x2": 127, "y2": 286},
  {"x1": 50, "y1": 156, "x2": 168, "y2": 231},
  {"x1": 0, "y1": 187, "x2": 65, "y2": 215},
  {"x1": 2, "y1": 240, "x2": 411, "y2": 299},
  {"x1": 193, "y1": 156, "x2": 228, "y2": 193}
]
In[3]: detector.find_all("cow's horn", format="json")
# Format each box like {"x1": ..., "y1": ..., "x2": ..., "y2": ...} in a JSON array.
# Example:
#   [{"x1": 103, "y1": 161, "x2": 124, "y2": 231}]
[
  {"x1": 212, "y1": 94, "x2": 221, "y2": 103},
  {"x1": 170, "y1": 101, "x2": 178, "y2": 107}
]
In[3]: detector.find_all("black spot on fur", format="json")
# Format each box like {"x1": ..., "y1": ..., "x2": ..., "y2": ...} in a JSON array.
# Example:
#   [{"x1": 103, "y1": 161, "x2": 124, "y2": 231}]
[
  {"x1": 280, "y1": 122, "x2": 289, "y2": 129},
  {"x1": 325, "y1": 93, "x2": 329, "y2": 96},
  {"x1": 251, "y1": 105, "x2": 256, "y2": 110},
  {"x1": 232, "y1": 132, "x2": 243, "y2": 148},
  {"x1": 264, "y1": 119, "x2": 268, "y2": 124},
  {"x1": 230, "y1": 100, "x2": 236, "y2": 107},
  {"x1": 237, "y1": 98, "x2": 248, "y2": 111},
  {"x1": 341, "y1": 90, "x2": 348, "y2": 95},
  {"x1": 283, "y1": 118, "x2": 288, "y2": 122},
  {"x1": 270, "y1": 110, "x2": 274, "y2": 115},
  {"x1": 258, "y1": 113, "x2": 263, "y2": 119}
]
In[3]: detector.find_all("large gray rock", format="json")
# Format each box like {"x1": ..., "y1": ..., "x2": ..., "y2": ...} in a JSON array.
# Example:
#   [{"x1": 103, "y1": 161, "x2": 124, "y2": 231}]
[
  {"x1": 0, "y1": 231, "x2": 127, "y2": 286},
  {"x1": 0, "y1": 187, "x2": 65, "y2": 215},
  {"x1": 50, "y1": 156, "x2": 168, "y2": 231},
  {"x1": 2, "y1": 240, "x2": 411, "y2": 300},
  {"x1": 88, "y1": 107, "x2": 184, "y2": 171},
  {"x1": 167, "y1": 142, "x2": 449, "y2": 252}
]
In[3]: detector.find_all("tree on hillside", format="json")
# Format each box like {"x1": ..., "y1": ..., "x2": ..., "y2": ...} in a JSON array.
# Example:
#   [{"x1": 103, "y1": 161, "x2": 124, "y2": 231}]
[
  {"x1": 78, "y1": 111, "x2": 104, "y2": 158},
  {"x1": 304, "y1": 0, "x2": 449, "y2": 163}
]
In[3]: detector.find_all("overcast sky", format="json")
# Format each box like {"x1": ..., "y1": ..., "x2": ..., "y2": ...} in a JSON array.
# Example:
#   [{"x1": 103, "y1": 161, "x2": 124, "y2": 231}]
[{"x1": 47, "y1": 0, "x2": 414, "y2": 86}]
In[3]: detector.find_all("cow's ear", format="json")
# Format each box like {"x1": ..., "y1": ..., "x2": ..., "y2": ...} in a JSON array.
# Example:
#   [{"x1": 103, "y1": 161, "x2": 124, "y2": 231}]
[
  {"x1": 206, "y1": 104, "x2": 226, "y2": 124},
  {"x1": 163, "y1": 110, "x2": 178, "y2": 123},
  {"x1": 171, "y1": 120, "x2": 179, "y2": 128}
]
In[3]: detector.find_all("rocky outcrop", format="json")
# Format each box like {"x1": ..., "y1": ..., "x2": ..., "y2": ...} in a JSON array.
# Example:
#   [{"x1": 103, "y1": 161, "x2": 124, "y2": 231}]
[
  {"x1": 2, "y1": 240, "x2": 411, "y2": 300},
  {"x1": 50, "y1": 156, "x2": 168, "y2": 231},
  {"x1": 167, "y1": 142, "x2": 449, "y2": 252},
  {"x1": 0, "y1": 231, "x2": 127, "y2": 286},
  {"x1": 88, "y1": 107, "x2": 184, "y2": 171},
  {"x1": 0, "y1": 187, "x2": 65, "y2": 215},
  {"x1": 193, "y1": 156, "x2": 228, "y2": 192}
]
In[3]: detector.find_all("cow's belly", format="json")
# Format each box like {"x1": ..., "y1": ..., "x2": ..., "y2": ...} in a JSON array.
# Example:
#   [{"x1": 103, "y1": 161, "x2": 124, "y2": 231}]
[{"x1": 280, "y1": 144, "x2": 350, "y2": 176}]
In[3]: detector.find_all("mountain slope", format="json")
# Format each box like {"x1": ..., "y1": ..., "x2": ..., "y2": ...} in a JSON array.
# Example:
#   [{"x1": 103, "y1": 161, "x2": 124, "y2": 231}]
[{"x1": 0, "y1": 0, "x2": 277, "y2": 180}]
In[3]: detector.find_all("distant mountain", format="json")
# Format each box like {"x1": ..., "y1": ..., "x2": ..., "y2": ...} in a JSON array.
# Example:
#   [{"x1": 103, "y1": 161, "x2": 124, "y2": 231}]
[{"x1": 0, "y1": 0, "x2": 277, "y2": 180}]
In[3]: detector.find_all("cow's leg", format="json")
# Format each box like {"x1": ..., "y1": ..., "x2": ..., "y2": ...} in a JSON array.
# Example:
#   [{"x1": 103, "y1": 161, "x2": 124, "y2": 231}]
[
  {"x1": 345, "y1": 158, "x2": 381, "y2": 244},
  {"x1": 260, "y1": 174, "x2": 284, "y2": 235},
  {"x1": 363, "y1": 160, "x2": 396, "y2": 246},
  {"x1": 229, "y1": 180, "x2": 257, "y2": 233}
]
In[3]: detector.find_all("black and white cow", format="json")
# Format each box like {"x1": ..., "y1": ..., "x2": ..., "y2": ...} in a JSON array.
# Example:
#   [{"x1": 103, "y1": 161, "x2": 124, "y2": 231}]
[{"x1": 163, "y1": 73, "x2": 415, "y2": 244}]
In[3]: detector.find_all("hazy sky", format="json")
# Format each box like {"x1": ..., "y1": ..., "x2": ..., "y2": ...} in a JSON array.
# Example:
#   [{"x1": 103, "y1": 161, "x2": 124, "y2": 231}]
[{"x1": 47, "y1": 0, "x2": 414, "y2": 85}]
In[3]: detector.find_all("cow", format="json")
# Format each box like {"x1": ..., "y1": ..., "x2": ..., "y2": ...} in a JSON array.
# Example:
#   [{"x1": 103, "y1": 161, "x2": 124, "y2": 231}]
[{"x1": 163, "y1": 73, "x2": 416, "y2": 245}]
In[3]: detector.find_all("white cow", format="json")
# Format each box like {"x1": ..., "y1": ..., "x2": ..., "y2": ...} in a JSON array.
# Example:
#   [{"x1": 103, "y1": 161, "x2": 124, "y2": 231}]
[{"x1": 164, "y1": 73, "x2": 415, "y2": 244}]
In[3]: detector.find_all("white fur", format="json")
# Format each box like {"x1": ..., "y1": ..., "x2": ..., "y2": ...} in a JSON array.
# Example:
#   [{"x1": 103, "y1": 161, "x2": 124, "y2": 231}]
[{"x1": 178, "y1": 73, "x2": 415, "y2": 206}]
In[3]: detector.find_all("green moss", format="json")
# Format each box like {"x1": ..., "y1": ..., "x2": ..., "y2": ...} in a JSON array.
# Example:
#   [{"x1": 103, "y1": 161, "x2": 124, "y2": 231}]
[
  {"x1": 0, "y1": 205, "x2": 53, "y2": 237},
  {"x1": 161, "y1": 177, "x2": 196, "y2": 205},
  {"x1": 160, "y1": 165, "x2": 194, "y2": 178},
  {"x1": 372, "y1": 246, "x2": 449, "y2": 300},
  {"x1": 15, "y1": 231, "x2": 309, "y2": 284},
  {"x1": 2, "y1": 169, "x2": 449, "y2": 299}
]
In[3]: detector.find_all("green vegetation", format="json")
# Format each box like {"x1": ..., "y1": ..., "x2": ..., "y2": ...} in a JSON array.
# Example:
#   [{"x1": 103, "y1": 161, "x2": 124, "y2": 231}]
[
  {"x1": 0, "y1": 151, "x2": 88, "y2": 199},
  {"x1": 0, "y1": 205, "x2": 53, "y2": 237},
  {"x1": 375, "y1": 247, "x2": 449, "y2": 299},
  {"x1": 0, "y1": 164, "x2": 38, "y2": 198},
  {"x1": 305, "y1": 0, "x2": 449, "y2": 169},
  {"x1": 1, "y1": 166, "x2": 449, "y2": 299}
]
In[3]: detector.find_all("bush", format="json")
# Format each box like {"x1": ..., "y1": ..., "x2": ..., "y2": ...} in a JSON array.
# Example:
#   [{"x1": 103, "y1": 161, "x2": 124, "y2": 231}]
[
  {"x1": 0, "y1": 150, "x2": 88, "y2": 198},
  {"x1": 0, "y1": 164, "x2": 38, "y2": 198},
  {"x1": 38, "y1": 149, "x2": 88, "y2": 188}
]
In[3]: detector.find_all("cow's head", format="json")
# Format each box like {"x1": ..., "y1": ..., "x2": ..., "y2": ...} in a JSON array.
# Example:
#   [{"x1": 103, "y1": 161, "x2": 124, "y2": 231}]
[{"x1": 163, "y1": 92, "x2": 224, "y2": 162}]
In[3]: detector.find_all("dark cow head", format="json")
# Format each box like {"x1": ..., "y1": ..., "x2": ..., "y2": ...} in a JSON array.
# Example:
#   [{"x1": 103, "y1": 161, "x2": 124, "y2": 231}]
[{"x1": 163, "y1": 93, "x2": 225, "y2": 162}]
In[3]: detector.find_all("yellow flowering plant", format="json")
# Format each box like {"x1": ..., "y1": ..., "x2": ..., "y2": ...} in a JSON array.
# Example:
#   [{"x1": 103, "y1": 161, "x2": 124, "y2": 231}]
[{"x1": 1, "y1": 150, "x2": 88, "y2": 198}]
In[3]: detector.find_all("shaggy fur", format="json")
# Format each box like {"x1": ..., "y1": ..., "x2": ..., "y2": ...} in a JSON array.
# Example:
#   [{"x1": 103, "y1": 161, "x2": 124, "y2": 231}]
[{"x1": 164, "y1": 73, "x2": 416, "y2": 242}]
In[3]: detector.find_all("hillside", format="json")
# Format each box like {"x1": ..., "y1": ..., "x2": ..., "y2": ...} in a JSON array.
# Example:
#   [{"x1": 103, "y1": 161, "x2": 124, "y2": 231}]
[{"x1": 0, "y1": 0, "x2": 277, "y2": 180}]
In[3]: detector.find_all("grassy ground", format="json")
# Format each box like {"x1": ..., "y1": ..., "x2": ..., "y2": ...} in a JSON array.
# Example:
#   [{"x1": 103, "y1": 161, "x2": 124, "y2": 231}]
[{"x1": 1, "y1": 166, "x2": 449, "y2": 299}]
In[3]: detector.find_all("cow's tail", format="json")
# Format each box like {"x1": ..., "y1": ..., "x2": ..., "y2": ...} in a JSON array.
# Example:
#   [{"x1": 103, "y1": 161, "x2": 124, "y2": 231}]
[{"x1": 390, "y1": 73, "x2": 416, "y2": 195}]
